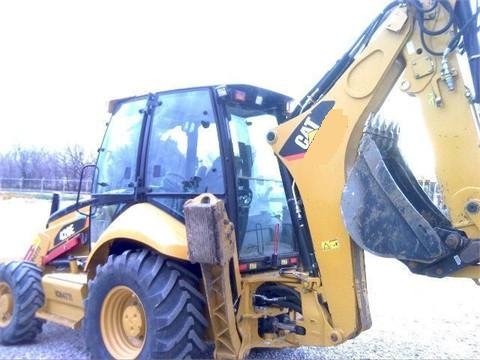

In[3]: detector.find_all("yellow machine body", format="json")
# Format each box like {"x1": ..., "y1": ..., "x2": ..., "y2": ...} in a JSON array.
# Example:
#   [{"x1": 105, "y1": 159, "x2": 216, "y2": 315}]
[
  {"x1": 85, "y1": 203, "x2": 189, "y2": 272},
  {"x1": 36, "y1": 272, "x2": 87, "y2": 329},
  {"x1": 2, "y1": 1, "x2": 479, "y2": 358}
]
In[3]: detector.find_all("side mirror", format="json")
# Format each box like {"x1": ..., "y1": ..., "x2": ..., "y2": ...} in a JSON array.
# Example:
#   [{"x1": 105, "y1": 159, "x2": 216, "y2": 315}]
[
  {"x1": 76, "y1": 164, "x2": 97, "y2": 216},
  {"x1": 50, "y1": 193, "x2": 60, "y2": 215}
]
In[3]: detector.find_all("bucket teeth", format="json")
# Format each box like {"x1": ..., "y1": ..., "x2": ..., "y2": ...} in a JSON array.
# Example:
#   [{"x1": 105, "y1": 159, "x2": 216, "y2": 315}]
[{"x1": 363, "y1": 114, "x2": 399, "y2": 153}]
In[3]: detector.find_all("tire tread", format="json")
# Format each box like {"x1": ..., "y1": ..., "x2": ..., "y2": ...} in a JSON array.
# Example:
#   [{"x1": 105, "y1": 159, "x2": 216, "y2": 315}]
[
  {"x1": 85, "y1": 250, "x2": 207, "y2": 359},
  {"x1": 0, "y1": 261, "x2": 44, "y2": 345}
]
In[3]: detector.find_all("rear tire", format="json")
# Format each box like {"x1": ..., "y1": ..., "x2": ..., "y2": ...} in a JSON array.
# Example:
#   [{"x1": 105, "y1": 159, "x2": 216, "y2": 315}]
[
  {"x1": 0, "y1": 261, "x2": 44, "y2": 345},
  {"x1": 84, "y1": 249, "x2": 208, "y2": 359}
]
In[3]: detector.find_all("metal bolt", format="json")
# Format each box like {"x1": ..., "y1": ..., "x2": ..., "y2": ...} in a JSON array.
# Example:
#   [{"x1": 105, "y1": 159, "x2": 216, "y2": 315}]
[
  {"x1": 445, "y1": 233, "x2": 461, "y2": 249},
  {"x1": 266, "y1": 131, "x2": 277, "y2": 143},
  {"x1": 400, "y1": 80, "x2": 410, "y2": 91},
  {"x1": 466, "y1": 201, "x2": 479, "y2": 214}
]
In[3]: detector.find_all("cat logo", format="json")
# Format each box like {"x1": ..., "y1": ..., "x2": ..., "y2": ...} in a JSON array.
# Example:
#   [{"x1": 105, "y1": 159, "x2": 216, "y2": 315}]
[
  {"x1": 293, "y1": 117, "x2": 320, "y2": 150},
  {"x1": 280, "y1": 100, "x2": 335, "y2": 161}
]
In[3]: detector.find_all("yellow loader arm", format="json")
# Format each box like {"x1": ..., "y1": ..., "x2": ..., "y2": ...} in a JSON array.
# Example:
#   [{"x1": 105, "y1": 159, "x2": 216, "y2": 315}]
[{"x1": 270, "y1": 0, "x2": 479, "y2": 340}]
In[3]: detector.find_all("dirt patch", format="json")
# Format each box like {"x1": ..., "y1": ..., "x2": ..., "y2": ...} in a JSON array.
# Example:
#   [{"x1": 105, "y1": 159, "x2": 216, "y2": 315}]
[
  {"x1": 0, "y1": 192, "x2": 39, "y2": 200},
  {"x1": 0, "y1": 193, "x2": 12, "y2": 200}
]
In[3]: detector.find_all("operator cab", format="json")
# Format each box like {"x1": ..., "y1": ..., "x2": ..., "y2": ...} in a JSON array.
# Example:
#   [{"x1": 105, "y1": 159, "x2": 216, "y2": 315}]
[{"x1": 91, "y1": 84, "x2": 300, "y2": 272}]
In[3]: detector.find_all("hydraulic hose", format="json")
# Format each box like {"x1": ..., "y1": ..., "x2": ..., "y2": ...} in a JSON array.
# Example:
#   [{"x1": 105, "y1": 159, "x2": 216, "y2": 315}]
[
  {"x1": 291, "y1": 0, "x2": 401, "y2": 117},
  {"x1": 453, "y1": 1, "x2": 480, "y2": 102}
]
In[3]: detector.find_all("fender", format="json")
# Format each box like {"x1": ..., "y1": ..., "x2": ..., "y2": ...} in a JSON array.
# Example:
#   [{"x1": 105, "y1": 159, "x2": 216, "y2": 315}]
[{"x1": 85, "y1": 202, "x2": 188, "y2": 272}]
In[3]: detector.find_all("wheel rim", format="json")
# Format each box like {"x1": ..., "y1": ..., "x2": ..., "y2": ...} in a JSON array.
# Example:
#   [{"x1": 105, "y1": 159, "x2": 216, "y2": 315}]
[
  {"x1": 0, "y1": 282, "x2": 13, "y2": 327},
  {"x1": 100, "y1": 286, "x2": 147, "y2": 359}
]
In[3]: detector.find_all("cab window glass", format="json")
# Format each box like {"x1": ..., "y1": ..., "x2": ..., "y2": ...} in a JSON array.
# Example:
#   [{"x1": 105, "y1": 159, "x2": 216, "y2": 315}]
[
  {"x1": 94, "y1": 98, "x2": 146, "y2": 195},
  {"x1": 146, "y1": 89, "x2": 223, "y2": 215},
  {"x1": 228, "y1": 112, "x2": 297, "y2": 259}
]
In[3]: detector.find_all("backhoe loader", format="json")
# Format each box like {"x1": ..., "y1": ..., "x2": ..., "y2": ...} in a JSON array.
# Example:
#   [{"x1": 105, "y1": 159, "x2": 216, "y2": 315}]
[{"x1": 0, "y1": 0, "x2": 479, "y2": 358}]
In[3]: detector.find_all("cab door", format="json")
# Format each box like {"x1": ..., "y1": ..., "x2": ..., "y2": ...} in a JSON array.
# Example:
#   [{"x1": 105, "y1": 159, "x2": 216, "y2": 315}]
[
  {"x1": 144, "y1": 88, "x2": 225, "y2": 217},
  {"x1": 90, "y1": 97, "x2": 147, "y2": 243}
]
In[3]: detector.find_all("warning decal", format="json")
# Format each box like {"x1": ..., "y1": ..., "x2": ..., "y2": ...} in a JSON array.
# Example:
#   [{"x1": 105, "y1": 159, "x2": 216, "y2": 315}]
[{"x1": 321, "y1": 239, "x2": 340, "y2": 251}]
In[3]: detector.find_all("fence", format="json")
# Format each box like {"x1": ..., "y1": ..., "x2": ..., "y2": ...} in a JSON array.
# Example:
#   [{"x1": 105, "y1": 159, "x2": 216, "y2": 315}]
[
  {"x1": 0, "y1": 178, "x2": 92, "y2": 193},
  {"x1": 1, "y1": 177, "x2": 447, "y2": 209}
]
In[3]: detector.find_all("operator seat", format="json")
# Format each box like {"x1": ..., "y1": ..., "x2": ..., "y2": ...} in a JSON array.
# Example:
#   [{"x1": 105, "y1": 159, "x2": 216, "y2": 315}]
[{"x1": 199, "y1": 157, "x2": 224, "y2": 194}]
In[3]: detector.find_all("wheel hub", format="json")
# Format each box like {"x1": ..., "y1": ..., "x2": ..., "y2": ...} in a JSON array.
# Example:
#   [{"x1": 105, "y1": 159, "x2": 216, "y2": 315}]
[
  {"x1": 122, "y1": 304, "x2": 145, "y2": 337},
  {"x1": 0, "y1": 282, "x2": 13, "y2": 326},
  {"x1": 100, "y1": 286, "x2": 146, "y2": 359}
]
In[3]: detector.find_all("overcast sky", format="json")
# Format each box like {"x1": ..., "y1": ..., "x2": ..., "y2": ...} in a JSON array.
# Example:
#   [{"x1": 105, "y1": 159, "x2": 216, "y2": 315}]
[{"x1": 0, "y1": 0, "x2": 441, "y2": 177}]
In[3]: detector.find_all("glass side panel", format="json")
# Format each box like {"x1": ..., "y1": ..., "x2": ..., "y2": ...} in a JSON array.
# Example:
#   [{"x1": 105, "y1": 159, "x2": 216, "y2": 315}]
[
  {"x1": 90, "y1": 203, "x2": 128, "y2": 243},
  {"x1": 94, "y1": 98, "x2": 146, "y2": 195},
  {"x1": 146, "y1": 89, "x2": 223, "y2": 216},
  {"x1": 228, "y1": 113, "x2": 297, "y2": 260}
]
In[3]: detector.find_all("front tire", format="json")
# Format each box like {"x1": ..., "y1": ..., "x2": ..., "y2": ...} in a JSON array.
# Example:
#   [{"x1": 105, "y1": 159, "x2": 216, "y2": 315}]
[
  {"x1": 84, "y1": 249, "x2": 208, "y2": 359},
  {"x1": 0, "y1": 261, "x2": 44, "y2": 345}
]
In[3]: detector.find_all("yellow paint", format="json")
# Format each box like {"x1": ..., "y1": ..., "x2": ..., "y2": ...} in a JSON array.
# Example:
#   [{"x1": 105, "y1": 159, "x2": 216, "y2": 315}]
[
  {"x1": 237, "y1": 272, "x2": 342, "y2": 356},
  {"x1": 269, "y1": 1, "x2": 480, "y2": 344},
  {"x1": 100, "y1": 286, "x2": 146, "y2": 359},
  {"x1": 37, "y1": 272, "x2": 87, "y2": 329},
  {"x1": 307, "y1": 129, "x2": 317, "y2": 145},
  {"x1": 28, "y1": 207, "x2": 89, "y2": 267},
  {"x1": 399, "y1": 7, "x2": 480, "y2": 240},
  {"x1": 271, "y1": 8, "x2": 413, "y2": 341},
  {"x1": 86, "y1": 203, "x2": 188, "y2": 271},
  {"x1": 314, "y1": 109, "x2": 349, "y2": 164},
  {"x1": 22, "y1": 3, "x2": 480, "y2": 355}
]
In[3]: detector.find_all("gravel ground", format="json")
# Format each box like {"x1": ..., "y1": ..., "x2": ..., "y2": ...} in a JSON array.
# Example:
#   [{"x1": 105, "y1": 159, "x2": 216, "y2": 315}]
[{"x1": 0, "y1": 196, "x2": 479, "y2": 359}]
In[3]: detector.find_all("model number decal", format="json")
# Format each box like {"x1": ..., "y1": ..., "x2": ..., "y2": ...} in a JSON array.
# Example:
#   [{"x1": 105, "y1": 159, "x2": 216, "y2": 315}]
[
  {"x1": 54, "y1": 218, "x2": 87, "y2": 246},
  {"x1": 55, "y1": 290, "x2": 73, "y2": 302},
  {"x1": 59, "y1": 224, "x2": 75, "y2": 241}
]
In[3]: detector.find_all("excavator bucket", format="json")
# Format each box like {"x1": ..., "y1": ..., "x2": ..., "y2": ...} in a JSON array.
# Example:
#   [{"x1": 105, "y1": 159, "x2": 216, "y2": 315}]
[{"x1": 341, "y1": 119, "x2": 479, "y2": 276}]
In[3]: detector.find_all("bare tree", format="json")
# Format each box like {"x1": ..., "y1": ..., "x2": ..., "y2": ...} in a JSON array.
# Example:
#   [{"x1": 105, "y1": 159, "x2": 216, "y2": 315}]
[
  {"x1": 0, "y1": 144, "x2": 95, "y2": 191},
  {"x1": 56, "y1": 145, "x2": 96, "y2": 191}
]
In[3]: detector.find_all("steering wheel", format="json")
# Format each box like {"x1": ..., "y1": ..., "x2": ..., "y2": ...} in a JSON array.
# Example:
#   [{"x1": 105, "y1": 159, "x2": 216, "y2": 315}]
[{"x1": 238, "y1": 188, "x2": 253, "y2": 207}]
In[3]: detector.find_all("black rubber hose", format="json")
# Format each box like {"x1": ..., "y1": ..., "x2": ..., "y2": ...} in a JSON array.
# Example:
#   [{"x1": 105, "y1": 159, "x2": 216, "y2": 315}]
[
  {"x1": 453, "y1": 2, "x2": 480, "y2": 102},
  {"x1": 257, "y1": 284, "x2": 302, "y2": 306},
  {"x1": 408, "y1": 0, "x2": 439, "y2": 13},
  {"x1": 418, "y1": 0, "x2": 455, "y2": 36},
  {"x1": 291, "y1": 0, "x2": 401, "y2": 118},
  {"x1": 275, "y1": 301, "x2": 302, "y2": 314}
]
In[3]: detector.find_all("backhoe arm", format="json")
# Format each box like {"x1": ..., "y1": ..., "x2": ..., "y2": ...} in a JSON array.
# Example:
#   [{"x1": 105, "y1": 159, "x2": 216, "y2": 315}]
[{"x1": 269, "y1": 0, "x2": 479, "y2": 340}]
